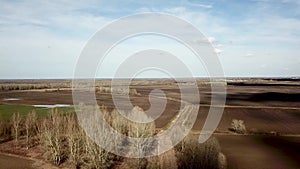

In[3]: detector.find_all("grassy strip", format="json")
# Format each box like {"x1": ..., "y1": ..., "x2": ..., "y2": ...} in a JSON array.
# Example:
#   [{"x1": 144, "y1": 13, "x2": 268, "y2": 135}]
[{"x1": 0, "y1": 104, "x2": 74, "y2": 121}]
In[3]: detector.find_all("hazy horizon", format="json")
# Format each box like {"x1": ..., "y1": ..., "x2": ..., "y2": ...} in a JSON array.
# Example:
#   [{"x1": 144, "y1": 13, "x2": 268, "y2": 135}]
[{"x1": 0, "y1": 76, "x2": 300, "y2": 80}]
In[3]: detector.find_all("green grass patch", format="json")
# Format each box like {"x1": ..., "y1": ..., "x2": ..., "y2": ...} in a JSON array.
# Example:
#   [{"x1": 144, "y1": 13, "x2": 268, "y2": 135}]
[{"x1": 0, "y1": 104, "x2": 74, "y2": 121}]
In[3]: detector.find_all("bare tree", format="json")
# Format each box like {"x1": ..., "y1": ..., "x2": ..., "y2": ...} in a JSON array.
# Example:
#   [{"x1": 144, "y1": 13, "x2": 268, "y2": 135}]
[
  {"x1": 25, "y1": 111, "x2": 37, "y2": 149},
  {"x1": 84, "y1": 136, "x2": 115, "y2": 169},
  {"x1": 39, "y1": 110, "x2": 65, "y2": 165},
  {"x1": 66, "y1": 114, "x2": 84, "y2": 168},
  {"x1": 11, "y1": 112, "x2": 21, "y2": 143},
  {"x1": 128, "y1": 106, "x2": 156, "y2": 169},
  {"x1": 81, "y1": 107, "x2": 117, "y2": 169}
]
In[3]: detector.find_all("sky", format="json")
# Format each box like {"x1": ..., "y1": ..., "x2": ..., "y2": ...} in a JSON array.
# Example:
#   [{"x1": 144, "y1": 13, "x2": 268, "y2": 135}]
[{"x1": 0, "y1": 0, "x2": 300, "y2": 79}]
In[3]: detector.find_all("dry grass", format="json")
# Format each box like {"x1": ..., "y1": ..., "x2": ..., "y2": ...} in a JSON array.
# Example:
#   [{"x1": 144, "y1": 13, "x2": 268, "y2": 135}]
[{"x1": 175, "y1": 134, "x2": 221, "y2": 169}]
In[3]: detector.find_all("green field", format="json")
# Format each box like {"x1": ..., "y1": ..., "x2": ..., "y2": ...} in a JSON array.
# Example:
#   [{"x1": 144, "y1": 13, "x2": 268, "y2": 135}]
[{"x1": 0, "y1": 104, "x2": 74, "y2": 121}]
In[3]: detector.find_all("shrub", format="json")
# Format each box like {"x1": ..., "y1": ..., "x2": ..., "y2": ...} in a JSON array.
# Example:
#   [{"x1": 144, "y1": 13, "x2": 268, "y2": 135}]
[
  {"x1": 175, "y1": 135, "x2": 221, "y2": 169},
  {"x1": 110, "y1": 109, "x2": 129, "y2": 135},
  {"x1": 157, "y1": 148, "x2": 177, "y2": 169},
  {"x1": 229, "y1": 119, "x2": 246, "y2": 134}
]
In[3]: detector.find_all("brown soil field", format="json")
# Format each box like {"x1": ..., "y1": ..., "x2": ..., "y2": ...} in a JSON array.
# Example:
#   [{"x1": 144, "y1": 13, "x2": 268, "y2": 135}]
[
  {"x1": 1, "y1": 82, "x2": 300, "y2": 134},
  {"x1": 216, "y1": 135, "x2": 300, "y2": 169},
  {"x1": 0, "y1": 78, "x2": 300, "y2": 169}
]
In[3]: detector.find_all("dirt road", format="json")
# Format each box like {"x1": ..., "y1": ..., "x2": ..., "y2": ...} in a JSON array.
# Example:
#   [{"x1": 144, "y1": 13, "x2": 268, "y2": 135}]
[{"x1": 0, "y1": 154, "x2": 33, "y2": 169}]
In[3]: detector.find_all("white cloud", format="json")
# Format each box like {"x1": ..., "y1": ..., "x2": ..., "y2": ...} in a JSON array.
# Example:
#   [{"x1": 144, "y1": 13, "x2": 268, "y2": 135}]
[
  {"x1": 245, "y1": 53, "x2": 254, "y2": 57},
  {"x1": 164, "y1": 7, "x2": 187, "y2": 14},
  {"x1": 207, "y1": 37, "x2": 217, "y2": 43},
  {"x1": 194, "y1": 37, "x2": 217, "y2": 44},
  {"x1": 185, "y1": 1, "x2": 213, "y2": 9},
  {"x1": 214, "y1": 48, "x2": 223, "y2": 54},
  {"x1": 0, "y1": 0, "x2": 114, "y2": 78},
  {"x1": 260, "y1": 64, "x2": 267, "y2": 68},
  {"x1": 194, "y1": 37, "x2": 223, "y2": 54},
  {"x1": 215, "y1": 44, "x2": 224, "y2": 48},
  {"x1": 0, "y1": 1, "x2": 299, "y2": 78},
  {"x1": 135, "y1": 7, "x2": 152, "y2": 13},
  {"x1": 0, "y1": 1, "x2": 112, "y2": 37}
]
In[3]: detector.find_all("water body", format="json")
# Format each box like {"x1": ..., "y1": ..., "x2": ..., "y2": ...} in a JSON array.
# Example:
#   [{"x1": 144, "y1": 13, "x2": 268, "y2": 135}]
[
  {"x1": 32, "y1": 104, "x2": 71, "y2": 108},
  {"x1": 2, "y1": 98, "x2": 22, "y2": 101}
]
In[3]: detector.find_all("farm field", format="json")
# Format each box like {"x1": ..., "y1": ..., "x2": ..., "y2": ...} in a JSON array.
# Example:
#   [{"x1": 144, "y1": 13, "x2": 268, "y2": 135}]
[
  {"x1": 0, "y1": 78, "x2": 299, "y2": 169},
  {"x1": 216, "y1": 135, "x2": 300, "y2": 169}
]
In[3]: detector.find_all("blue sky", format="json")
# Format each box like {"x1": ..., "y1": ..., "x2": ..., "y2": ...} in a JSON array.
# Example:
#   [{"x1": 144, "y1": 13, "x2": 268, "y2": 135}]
[{"x1": 0, "y1": 0, "x2": 299, "y2": 78}]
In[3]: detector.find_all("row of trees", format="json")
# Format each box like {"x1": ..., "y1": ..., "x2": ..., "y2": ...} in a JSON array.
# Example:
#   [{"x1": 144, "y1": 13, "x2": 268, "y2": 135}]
[
  {"x1": 3, "y1": 107, "x2": 157, "y2": 168},
  {"x1": 0, "y1": 82, "x2": 71, "y2": 91},
  {"x1": 1, "y1": 106, "x2": 222, "y2": 169},
  {"x1": 96, "y1": 86, "x2": 139, "y2": 95}
]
